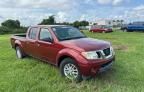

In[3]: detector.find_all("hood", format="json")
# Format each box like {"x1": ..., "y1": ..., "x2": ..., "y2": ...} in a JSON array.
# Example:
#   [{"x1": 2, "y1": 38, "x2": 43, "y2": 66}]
[{"x1": 60, "y1": 38, "x2": 110, "y2": 52}]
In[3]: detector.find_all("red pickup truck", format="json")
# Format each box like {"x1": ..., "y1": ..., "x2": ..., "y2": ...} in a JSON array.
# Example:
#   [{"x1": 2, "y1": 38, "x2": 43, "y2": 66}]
[{"x1": 11, "y1": 25, "x2": 115, "y2": 81}]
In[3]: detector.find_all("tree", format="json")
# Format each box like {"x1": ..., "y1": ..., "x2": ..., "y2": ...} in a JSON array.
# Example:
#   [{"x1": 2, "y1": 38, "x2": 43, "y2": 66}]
[
  {"x1": 80, "y1": 21, "x2": 89, "y2": 26},
  {"x1": 39, "y1": 15, "x2": 56, "y2": 25},
  {"x1": 1, "y1": 19, "x2": 20, "y2": 28},
  {"x1": 73, "y1": 20, "x2": 89, "y2": 28},
  {"x1": 73, "y1": 21, "x2": 80, "y2": 28}
]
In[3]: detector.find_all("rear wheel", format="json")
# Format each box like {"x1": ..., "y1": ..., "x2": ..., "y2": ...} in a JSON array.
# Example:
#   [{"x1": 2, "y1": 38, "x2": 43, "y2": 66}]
[
  {"x1": 90, "y1": 30, "x2": 93, "y2": 32},
  {"x1": 16, "y1": 46, "x2": 25, "y2": 59},
  {"x1": 102, "y1": 31, "x2": 105, "y2": 33},
  {"x1": 60, "y1": 58, "x2": 82, "y2": 82}
]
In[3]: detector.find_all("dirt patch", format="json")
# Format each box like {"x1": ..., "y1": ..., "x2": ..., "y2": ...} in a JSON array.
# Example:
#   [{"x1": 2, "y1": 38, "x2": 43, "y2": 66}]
[{"x1": 113, "y1": 45, "x2": 128, "y2": 51}]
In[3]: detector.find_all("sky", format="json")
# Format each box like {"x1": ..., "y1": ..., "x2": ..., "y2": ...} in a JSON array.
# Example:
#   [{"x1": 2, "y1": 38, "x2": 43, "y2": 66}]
[{"x1": 0, "y1": 0, "x2": 144, "y2": 26}]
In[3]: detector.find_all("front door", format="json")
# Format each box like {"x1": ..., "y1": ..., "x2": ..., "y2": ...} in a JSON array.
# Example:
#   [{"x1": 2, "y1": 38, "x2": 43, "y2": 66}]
[{"x1": 36, "y1": 28, "x2": 59, "y2": 64}]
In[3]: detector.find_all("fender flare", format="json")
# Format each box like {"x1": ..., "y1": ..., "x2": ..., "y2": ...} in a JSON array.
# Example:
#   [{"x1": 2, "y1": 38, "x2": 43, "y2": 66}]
[
  {"x1": 14, "y1": 40, "x2": 23, "y2": 49},
  {"x1": 56, "y1": 48, "x2": 87, "y2": 67}
]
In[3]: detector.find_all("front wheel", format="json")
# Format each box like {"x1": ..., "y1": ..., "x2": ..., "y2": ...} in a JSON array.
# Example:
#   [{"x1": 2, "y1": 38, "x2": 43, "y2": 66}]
[
  {"x1": 60, "y1": 58, "x2": 82, "y2": 82},
  {"x1": 123, "y1": 29, "x2": 127, "y2": 32}
]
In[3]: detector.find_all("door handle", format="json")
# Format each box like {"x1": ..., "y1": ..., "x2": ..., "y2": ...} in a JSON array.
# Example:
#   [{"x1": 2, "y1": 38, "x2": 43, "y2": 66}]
[
  {"x1": 37, "y1": 43, "x2": 40, "y2": 47},
  {"x1": 27, "y1": 42, "x2": 30, "y2": 44}
]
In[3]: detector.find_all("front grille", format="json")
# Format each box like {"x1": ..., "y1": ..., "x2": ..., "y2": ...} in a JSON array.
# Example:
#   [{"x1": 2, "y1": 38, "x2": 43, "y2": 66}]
[
  {"x1": 103, "y1": 48, "x2": 111, "y2": 56},
  {"x1": 101, "y1": 61, "x2": 112, "y2": 67}
]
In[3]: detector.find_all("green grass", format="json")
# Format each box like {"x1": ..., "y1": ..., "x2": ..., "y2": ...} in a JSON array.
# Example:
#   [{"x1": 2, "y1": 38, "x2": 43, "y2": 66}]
[{"x1": 0, "y1": 30, "x2": 144, "y2": 92}]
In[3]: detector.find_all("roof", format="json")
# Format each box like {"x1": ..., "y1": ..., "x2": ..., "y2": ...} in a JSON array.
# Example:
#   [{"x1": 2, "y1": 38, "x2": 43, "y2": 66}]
[{"x1": 30, "y1": 25, "x2": 68, "y2": 28}]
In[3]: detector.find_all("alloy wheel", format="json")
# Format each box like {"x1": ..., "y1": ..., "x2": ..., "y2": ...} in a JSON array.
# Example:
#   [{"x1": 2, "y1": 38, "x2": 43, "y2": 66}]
[{"x1": 63, "y1": 63, "x2": 79, "y2": 79}]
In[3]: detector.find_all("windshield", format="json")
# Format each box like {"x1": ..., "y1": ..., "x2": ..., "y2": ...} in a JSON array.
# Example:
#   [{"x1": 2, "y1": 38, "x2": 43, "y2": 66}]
[
  {"x1": 52, "y1": 26, "x2": 86, "y2": 41},
  {"x1": 102, "y1": 25, "x2": 111, "y2": 29}
]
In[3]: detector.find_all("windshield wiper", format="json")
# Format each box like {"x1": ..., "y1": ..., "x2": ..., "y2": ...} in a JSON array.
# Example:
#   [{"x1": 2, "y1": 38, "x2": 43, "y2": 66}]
[
  {"x1": 61, "y1": 36, "x2": 86, "y2": 41},
  {"x1": 72, "y1": 36, "x2": 86, "y2": 39}
]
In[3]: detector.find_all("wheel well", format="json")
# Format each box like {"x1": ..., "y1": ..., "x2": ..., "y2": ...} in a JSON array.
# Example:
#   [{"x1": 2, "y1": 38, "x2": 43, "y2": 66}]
[
  {"x1": 57, "y1": 55, "x2": 73, "y2": 67},
  {"x1": 15, "y1": 44, "x2": 19, "y2": 49}
]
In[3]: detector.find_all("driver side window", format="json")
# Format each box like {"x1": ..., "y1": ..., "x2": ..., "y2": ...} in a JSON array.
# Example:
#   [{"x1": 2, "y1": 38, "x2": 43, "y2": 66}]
[{"x1": 39, "y1": 28, "x2": 52, "y2": 42}]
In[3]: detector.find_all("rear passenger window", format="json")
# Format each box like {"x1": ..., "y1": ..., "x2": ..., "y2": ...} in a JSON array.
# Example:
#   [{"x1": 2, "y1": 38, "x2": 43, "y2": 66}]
[{"x1": 29, "y1": 28, "x2": 38, "y2": 40}]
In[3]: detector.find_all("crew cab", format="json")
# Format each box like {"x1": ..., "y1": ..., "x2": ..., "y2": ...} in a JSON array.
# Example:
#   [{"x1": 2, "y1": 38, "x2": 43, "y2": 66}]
[
  {"x1": 10, "y1": 25, "x2": 115, "y2": 81},
  {"x1": 89, "y1": 25, "x2": 113, "y2": 33}
]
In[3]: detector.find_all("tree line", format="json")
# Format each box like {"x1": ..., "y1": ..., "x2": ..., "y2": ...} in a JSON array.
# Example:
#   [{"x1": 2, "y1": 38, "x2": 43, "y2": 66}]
[
  {"x1": 0, "y1": 15, "x2": 89, "y2": 34},
  {"x1": 39, "y1": 15, "x2": 89, "y2": 28}
]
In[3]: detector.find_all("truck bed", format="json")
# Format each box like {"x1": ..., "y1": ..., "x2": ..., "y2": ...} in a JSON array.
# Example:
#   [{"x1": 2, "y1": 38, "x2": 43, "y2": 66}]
[
  {"x1": 10, "y1": 34, "x2": 27, "y2": 48},
  {"x1": 13, "y1": 34, "x2": 26, "y2": 38}
]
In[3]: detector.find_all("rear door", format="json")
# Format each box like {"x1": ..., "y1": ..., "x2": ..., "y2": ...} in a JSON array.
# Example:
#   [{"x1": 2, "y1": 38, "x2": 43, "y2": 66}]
[{"x1": 25, "y1": 27, "x2": 39, "y2": 57}]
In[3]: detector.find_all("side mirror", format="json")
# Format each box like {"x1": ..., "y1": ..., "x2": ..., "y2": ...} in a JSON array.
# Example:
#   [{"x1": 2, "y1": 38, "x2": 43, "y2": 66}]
[
  {"x1": 80, "y1": 30, "x2": 84, "y2": 33},
  {"x1": 42, "y1": 37, "x2": 53, "y2": 43},
  {"x1": 48, "y1": 37, "x2": 53, "y2": 43}
]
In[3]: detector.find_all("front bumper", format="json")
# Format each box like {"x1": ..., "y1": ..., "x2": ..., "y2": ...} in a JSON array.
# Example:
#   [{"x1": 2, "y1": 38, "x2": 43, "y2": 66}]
[
  {"x1": 105, "y1": 30, "x2": 113, "y2": 33},
  {"x1": 78, "y1": 56, "x2": 115, "y2": 76},
  {"x1": 98, "y1": 60, "x2": 113, "y2": 73}
]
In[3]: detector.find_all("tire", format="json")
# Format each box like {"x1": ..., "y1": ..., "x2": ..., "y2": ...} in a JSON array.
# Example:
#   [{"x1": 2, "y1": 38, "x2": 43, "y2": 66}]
[
  {"x1": 102, "y1": 31, "x2": 105, "y2": 33},
  {"x1": 60, "y1": 58, "x2": 82, "y2": 82},
  {"x1": 15, "y1": 46, "x2": 25, "y2": 59},
  {"x1": 123, "y1": 29, "x2": 127, "y2": 32},
  {"x1": 90, "y1": 30, "x2": 93, "y2": 32}
]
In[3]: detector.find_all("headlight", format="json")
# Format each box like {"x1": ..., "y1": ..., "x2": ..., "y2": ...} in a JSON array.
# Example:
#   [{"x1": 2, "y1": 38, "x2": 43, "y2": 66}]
[
  {"x1": 81, "y1": 51, "x2": 98, "y2": 60},
  {"x1": 110, "y1": 46, "x2": 115, "y2": 55}
]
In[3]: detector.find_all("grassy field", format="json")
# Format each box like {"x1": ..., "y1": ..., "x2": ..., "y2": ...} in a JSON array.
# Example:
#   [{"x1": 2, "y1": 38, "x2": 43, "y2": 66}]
[{"x1": 0, "y1": 30, "x2": 144, "y2": 92}]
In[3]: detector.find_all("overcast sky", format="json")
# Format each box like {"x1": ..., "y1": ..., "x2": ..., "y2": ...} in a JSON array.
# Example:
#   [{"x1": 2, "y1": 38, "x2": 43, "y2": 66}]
[{"x1": 0, "y1": 0, "x2": 144, "y2": 26}]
